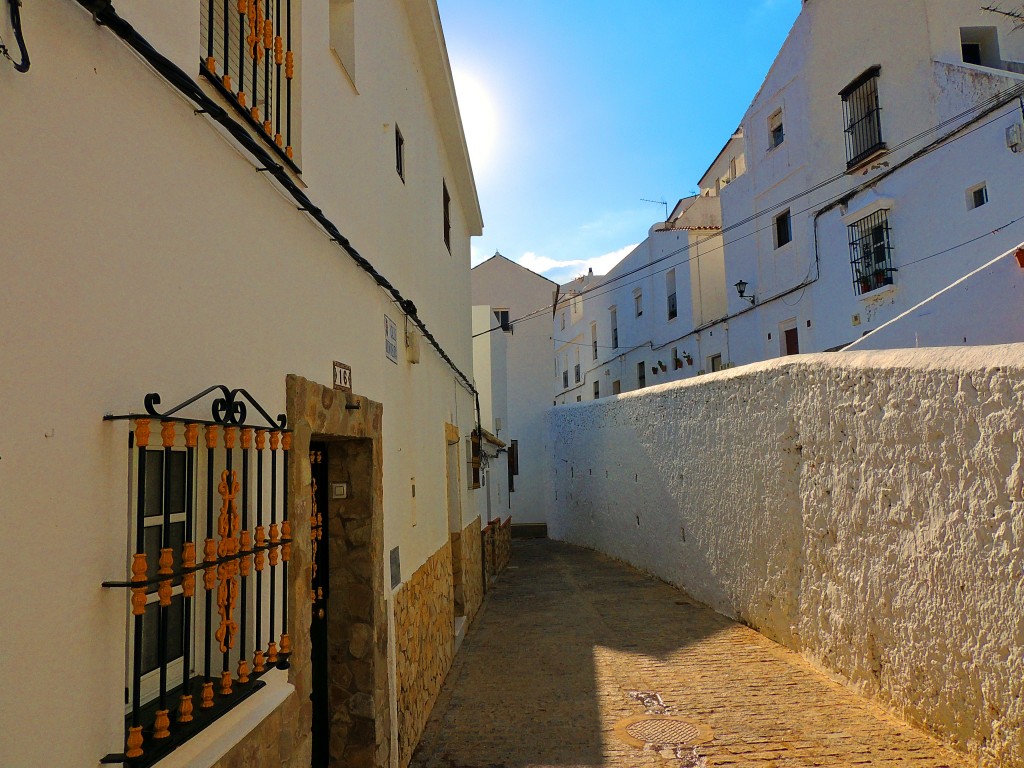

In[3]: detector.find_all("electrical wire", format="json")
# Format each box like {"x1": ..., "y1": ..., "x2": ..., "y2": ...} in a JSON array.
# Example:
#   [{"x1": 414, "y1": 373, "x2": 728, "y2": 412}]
[
  {"x1": 1, "y1": 0, "x2": 30, "y2": 72},
  {"x1": 492, "y1": 94, "x2": 1024, "y2": 334},
  {"x1": 561, "y1": 214, "x2": 1024, "y2": 366},
  {"x1": 75, "y1": 0, "x2": 477, "y2": 396}
]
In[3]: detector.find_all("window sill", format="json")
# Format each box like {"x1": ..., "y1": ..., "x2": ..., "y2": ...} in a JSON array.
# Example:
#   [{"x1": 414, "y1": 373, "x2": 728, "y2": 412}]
[
  {"x1": 152, "y1": 669, "x2": 294, "y2": 768},
  {"x1": 856, "y1": 281, "x2": 897, "y2": 301},
  {"x1": 846, "y1": 145, "x2": 888, "y2": 174}
]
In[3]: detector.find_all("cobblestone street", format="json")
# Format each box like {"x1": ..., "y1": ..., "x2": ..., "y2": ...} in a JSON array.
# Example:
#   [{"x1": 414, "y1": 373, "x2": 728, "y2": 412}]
[{"x1": 411, "y1": 540, "x2": 967, "y2": 768}]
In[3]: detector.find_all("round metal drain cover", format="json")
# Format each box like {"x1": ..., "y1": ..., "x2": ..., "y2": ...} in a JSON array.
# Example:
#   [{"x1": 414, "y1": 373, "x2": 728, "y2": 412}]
[{"x1": 612, "y1": 714, "x2": 714, "y2": 749}]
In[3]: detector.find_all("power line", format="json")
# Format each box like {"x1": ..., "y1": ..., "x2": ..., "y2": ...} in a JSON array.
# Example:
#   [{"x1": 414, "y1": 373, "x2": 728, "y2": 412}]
[
  {"x1": 493, "y1": 92, "x2": 1024, "y2": 334},
  {"x1": 80, "y1": 0, "x2": 478, "y2": 396},
  {"x1": 563, "y1": 214, "x2": 1024, "y2": 366}
]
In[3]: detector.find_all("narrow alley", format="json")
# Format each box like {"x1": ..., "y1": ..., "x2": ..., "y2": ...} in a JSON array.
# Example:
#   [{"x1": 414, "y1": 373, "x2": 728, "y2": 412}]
[{"x1": 411, "y1": 541, "x2": 966, "y2": 768}]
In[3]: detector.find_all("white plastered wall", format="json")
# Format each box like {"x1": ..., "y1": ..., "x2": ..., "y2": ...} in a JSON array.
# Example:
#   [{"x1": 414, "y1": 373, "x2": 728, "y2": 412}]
[
  {"x1": 471, "y1": 257, "x2": 557, "y2": 525},
  {"x1": 0, "y1": 1, "x2": 479, "y2": 765},
  {"x1": 548, "y1": 345, "x2": 1024, "y2": 767}
]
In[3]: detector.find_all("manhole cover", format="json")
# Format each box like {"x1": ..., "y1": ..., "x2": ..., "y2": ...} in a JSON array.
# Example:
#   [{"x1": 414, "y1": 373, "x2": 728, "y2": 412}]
[
  {"x1": 612, "y1": 715, "x2": 714, "y2": 749},
  {"x1": 626, "y1": 718, "x2": 701, "y2": 743}
]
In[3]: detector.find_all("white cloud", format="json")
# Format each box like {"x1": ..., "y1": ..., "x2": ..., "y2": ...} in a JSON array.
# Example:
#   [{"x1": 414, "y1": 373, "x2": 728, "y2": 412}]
[{"x1": 516, "y1": 243, "x2": 638, "y2": 283}]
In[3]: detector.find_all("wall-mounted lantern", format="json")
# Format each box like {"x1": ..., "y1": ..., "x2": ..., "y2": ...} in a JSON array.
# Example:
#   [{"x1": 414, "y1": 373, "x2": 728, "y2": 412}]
[{"x1": 734, "y1": 279, "x2": 755, "y2": 305}]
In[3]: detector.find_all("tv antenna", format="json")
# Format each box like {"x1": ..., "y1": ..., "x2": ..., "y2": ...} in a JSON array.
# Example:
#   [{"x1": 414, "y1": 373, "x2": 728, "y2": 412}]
[{"x1": 641, "y1": 198, "x2": 669, "y2": 221}]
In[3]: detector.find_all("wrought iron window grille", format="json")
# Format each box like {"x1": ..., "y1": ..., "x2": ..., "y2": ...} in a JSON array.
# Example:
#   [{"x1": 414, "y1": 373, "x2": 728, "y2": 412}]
[
  {"x1": 848, "y1": 209, "x2": 896, "y2": 295},
  {"x1": 102, "y1": 386, "x2": 293, "y2": 766},
  {"x1": 201, "y1": 0, "x2": 298, "y2": 173},
  {"x1": 841, "y1": 66, "x2": 885, "y2": 169}
]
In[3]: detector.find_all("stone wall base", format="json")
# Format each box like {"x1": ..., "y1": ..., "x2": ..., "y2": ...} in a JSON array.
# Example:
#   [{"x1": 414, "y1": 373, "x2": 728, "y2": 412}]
[
  {"x1": 459, "y1": 517, "x2": 483, "y2": 625},
  {"x1": 394, "y1": 541, "x2": 454, "y2": 767}
]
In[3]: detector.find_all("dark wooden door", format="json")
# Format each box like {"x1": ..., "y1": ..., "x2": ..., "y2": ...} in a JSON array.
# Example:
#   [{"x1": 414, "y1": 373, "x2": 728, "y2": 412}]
[
  {"x1": 784, "y1": 327, "x2": 800, "y2": 356},
  {"x1": 310, "y1": 443, "x2": 330, "y2": 767}
]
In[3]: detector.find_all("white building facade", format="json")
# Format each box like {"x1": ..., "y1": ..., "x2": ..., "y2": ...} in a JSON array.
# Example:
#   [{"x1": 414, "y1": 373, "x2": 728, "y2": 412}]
[
  {"x1": 1, "y1": 2, "x2": 486, "y2": 767},
  {"x1": 554, "y1": 0, "x2": 1024, "y2": 399},
  {"x1": 472, "y1": 254, "x2": 558, "y2": 534}
]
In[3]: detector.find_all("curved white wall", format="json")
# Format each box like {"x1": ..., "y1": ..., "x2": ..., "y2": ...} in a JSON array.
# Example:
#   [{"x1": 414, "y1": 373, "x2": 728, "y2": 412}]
[{"x1": 548, "y1": 345, "x2": 1024, "y2": 767}]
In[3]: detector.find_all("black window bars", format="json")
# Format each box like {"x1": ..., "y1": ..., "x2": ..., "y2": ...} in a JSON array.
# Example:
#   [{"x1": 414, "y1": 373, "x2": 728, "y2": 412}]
[
  {"x1": 841, "y1": 66, "x2": 884, "y2": 169},
  {"x1": 201, "y1": 0, "x2": 297, "y2": 171},
  {"x1": 102, "y1": 386, "x2": 292, "y2": 766},
  {"x1": 849, "y1": 209, "x2": 895, "y2": 295}
]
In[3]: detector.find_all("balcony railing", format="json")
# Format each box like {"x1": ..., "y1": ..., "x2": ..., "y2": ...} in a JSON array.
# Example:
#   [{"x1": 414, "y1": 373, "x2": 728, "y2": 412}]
[
  {"x1": 201, "y1": 0, "x2": 298, "y2": 171},
  {"x1": 103, "y1": 386, "x2": 292, "y2": 766}
]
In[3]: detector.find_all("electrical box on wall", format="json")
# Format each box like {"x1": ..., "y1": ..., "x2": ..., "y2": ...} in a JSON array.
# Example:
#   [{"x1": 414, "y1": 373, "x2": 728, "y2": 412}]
[
  {"x1": 1007, "y1": 123, "x2": 1023, "y2": 153},
  {"x1": 331, "y1": 482, "x2": 349, "y2": 499}
]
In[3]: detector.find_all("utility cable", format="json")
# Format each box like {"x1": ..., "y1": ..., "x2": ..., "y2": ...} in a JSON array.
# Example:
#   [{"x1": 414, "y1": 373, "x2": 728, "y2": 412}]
[
  {"x1": 75, "y1": 0, "x2": 477, "y2": 396},
  {"x1": 557, "y1": 215, "x2": 1024, "y2": 361},
  {"x1": 1, "y1": 0, "x2": 30, "y2": 72},
  {"x1": 488, "y1": 96, "x2": 1024, "y2": 335}
]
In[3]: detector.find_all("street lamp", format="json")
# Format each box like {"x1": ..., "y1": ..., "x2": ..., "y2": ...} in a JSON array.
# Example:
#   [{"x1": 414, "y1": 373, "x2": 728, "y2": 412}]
[{"x1": 734, "y1": 279, "x2": 755, "y2": 305}]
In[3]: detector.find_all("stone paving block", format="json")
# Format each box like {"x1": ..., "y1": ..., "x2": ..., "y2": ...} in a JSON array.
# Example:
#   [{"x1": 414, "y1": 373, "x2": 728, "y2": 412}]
[{"x1": 410, "y1": 541, "x2": 970, "y2": 768}]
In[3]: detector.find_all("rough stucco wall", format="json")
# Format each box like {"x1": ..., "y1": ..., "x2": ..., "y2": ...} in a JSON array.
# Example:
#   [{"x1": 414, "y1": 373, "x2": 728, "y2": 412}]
[
  {"x1": 547, "y1": 345, "x2": 1024, "y2": 767},
  {"x1": 459, "y1": 517, "x2": 484, "y2": 625},
  {"x1": 393, "y1": 541, "x2": 454, "y2": 767}
]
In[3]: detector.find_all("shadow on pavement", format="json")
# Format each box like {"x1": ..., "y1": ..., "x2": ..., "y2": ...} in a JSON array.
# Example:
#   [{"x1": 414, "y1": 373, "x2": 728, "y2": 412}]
[{"x1": 409, "y1": 539, "x2": 731, "y2": 768}]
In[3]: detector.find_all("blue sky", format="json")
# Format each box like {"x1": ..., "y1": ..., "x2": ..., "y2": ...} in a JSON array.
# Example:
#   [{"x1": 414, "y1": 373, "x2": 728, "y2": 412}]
[{"x1": 436, "y1": 0, "x2": 803, "y2": 283}]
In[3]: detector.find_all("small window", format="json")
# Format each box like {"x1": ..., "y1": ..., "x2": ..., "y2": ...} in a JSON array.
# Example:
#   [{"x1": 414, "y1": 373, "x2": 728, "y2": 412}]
[
  {"x1": 849, "y1": 209, "x2": 894, "y2": 295},
  {"x1": 609, "y1": 307, "x2": 618, "y2": 348},
  {"x1": 468, "y1": 433, "x2": 481, "y2": 489},
  {"x1": 634, "y1": 290, "x2": 643, "y2": 318},
  {"x1": 395, "y1": 125, "x2": 405, "y2": 181},
  {"x1": 329, "y1": 0, "x2": 356, "y2": 85},
  {"x1": 775, "y1": 210, "x2": 792, "y2": 248},
  {"x1": 637, "y1": 361, "x2": 646, "y2": 389},
  {"x1": 593, "y1": 380, "x2": 600, "y2": 399},
  {"x1": 560, "y1": 312, "x2": 566, "y2": 331},
  {"x1": 666, "y1": 269, "x2": 677, "y2": 320},
  {"x1": 769, "y1": 109, "x2": 785, "y2": 149},
  {"x1": 493, "y1": 309, "x2": 512, "y2": 333},
  {"x1": 841, "y1": 67, "x2": 884, "y2": 168},
  {"x1": 590, "y1": 323, "x2": 598, "y2": 360},
  {"x1": 709, "y1": 354, "x2": 723, "y2": 372},
  {"x1": 612, "y1": 380, "x2": 621, "y2": 395},
  {"x1": 967, "y1": 183, "x2": 989, "y2": 210},
  {"x1": 442, "y1": 181, "x2": 451, "y2": 252},
  {"x1": 961, "y1": 27, "x2": 1001, "y2": 68},
  {"x1": 576, "y1": 395, "x2": 582, "y2": 402}
]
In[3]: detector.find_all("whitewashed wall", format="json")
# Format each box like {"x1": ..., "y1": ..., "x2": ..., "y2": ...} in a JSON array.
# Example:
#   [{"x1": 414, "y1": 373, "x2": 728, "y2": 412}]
[
  {"x1": 471, "y1": 256, "x2": 558, "y2": 526},
  {"x1": 548, "y1": 345, "x2": 1024, "y2": 767},
  {"x1": 0, "y1": 1, "x2": 479, "y2": 765},
  {"x1": 848, "y1": 244, "x2": 1024, "y2": 351}
]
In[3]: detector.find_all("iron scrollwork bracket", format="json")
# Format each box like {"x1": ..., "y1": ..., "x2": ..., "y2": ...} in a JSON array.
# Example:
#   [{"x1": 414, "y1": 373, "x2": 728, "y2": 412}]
[{"x1": 142, "y1": 385, "x2": 287, "y2": 430}]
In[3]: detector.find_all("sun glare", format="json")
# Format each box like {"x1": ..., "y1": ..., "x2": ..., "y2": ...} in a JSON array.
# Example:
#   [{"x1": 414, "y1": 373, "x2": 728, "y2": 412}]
[{"x1": 452, "y1": 69, "x2": 499, "y2": 176}]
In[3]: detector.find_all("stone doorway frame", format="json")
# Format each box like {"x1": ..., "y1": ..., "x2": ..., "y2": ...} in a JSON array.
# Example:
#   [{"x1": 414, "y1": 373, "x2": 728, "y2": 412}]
[{"x1": 286, "y1": 374, "x2": 390, "y2": 768}]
